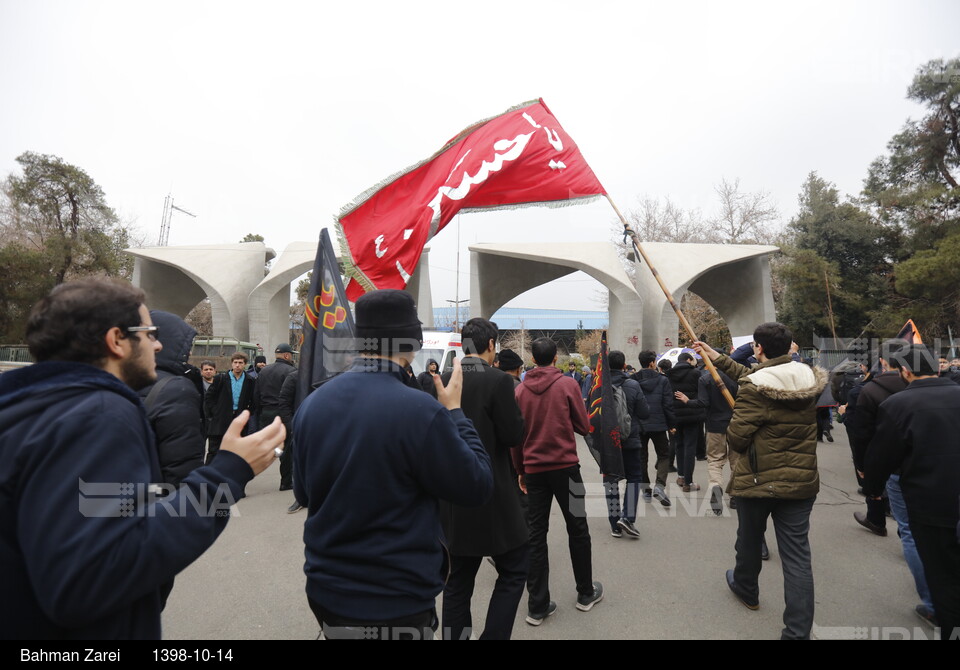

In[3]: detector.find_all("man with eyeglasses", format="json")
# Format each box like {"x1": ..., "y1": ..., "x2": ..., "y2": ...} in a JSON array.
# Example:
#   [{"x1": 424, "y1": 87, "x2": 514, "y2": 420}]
[{"x1": 0, "y1": 278, "x2": 286, "y2": 639}]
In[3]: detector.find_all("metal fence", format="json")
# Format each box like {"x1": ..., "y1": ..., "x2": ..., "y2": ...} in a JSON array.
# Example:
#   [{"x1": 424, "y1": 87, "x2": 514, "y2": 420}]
[{"x1": 0, "y1": 345, "x2": 33, "y2": 364}]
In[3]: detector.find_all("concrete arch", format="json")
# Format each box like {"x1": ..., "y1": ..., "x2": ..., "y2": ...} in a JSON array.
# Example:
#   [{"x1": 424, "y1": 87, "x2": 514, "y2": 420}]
[
  {"x1": 248, "y1": 242, "x2": 435, "y2": 350},
  {"x1": 469, "y1": 242, "x2": 645, "y2": 360},
  {"x1": 635, "y1": 243, "x2": 779, "y2": 350},
  {"x1": 128, "y1": 242, "x2": 275, "y2": 340},
  {"x1": 130, "y1": 239, "x2": 434, "y2": 351}
]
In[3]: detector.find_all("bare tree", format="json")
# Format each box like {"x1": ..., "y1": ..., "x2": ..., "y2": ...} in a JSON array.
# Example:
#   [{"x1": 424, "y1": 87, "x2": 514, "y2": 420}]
[
  {"x1": 499, "y1": 324, "x2": 532, "y2": 366},
  {"x1": 575, "y1": 329, "x2": 604, "y2": 362},
  {"x1": 709, "y1": 178, "x2": 780, "y2": 243},
  {"x1": 185, "y1": 299, "x2": 213, "y2": 336},
  {"x1": 624, "y1": 196, "x2": 715, "y2": 244}
]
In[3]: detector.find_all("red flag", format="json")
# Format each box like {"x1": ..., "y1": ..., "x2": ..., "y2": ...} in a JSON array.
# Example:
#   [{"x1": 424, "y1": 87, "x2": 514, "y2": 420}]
[{"x1": 336, "y1": 99, "x2": 606, "y2": 300}]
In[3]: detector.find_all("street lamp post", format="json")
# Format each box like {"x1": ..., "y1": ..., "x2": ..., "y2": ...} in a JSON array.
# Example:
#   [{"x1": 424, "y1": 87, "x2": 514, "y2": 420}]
[{"x1": 446, "y1": 299, "x2": 469, "y2": 332}]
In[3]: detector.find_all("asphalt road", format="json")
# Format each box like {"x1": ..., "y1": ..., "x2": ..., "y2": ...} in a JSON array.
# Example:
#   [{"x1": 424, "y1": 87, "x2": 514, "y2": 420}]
[{"x1": 162, "y1": 427, "x2": 935, "y2": 640}]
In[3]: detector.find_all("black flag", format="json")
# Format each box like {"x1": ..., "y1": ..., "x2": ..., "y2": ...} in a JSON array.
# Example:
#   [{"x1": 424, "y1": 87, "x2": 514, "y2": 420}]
[
  {"x1": 297, "y1": 228, "x2": 358, "y2": 404},
  {"x1": 586, "y1": 330, "x2": 625, "y2": 479}
]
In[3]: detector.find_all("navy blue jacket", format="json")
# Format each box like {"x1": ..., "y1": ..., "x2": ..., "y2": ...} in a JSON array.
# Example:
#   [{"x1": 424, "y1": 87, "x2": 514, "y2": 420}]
[
  {"x1": 292, "y1": 357, "x2": 492, "y2": 621},
  {"x1": 0, "y1": 362, "x2": 254, "y2": 639},
  {"x1": 632, "y1": 368, "x2": 676, "y2": 432},
  {"x1": 686, "y1": 370, "x2": 739, "y2": 433},
  {"x1": 610, "y1": 369, "x2": 649, "y2": 449}
]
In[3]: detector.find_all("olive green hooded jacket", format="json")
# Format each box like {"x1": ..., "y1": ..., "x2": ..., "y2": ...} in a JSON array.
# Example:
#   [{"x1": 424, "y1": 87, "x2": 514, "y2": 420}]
[{"x1": 714, "y1": 354, "x2": 829, "y2": 499}]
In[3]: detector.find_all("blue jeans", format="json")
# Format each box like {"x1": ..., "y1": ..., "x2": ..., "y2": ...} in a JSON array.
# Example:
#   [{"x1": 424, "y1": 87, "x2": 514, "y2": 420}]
[
  {"x1": 886, "y1": 474, "x2": 934, "y2": 611},
  {"x1": 604, "y1": 448, "x2": 644, "y2": 528}
]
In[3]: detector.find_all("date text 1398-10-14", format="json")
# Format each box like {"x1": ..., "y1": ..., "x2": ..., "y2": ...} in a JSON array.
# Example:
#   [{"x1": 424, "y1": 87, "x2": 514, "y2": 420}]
[{"x1": 153, "y1": 649, "x2": 233, "y2": 662}]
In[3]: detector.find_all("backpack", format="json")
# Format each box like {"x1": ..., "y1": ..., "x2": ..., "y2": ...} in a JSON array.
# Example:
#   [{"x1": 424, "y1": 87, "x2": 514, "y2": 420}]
[
  {"x1": 830, "y1": 360, "x2": 864, "y2": 405},
  {"x1": 611, "y1": 381, "x2": 632, "y2": 438}
]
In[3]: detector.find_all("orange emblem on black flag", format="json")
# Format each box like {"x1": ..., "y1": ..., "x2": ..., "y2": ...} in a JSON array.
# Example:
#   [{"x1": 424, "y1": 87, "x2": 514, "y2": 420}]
[{"x1": 896, "y1": 319, "x2": 923, "y2": 345}]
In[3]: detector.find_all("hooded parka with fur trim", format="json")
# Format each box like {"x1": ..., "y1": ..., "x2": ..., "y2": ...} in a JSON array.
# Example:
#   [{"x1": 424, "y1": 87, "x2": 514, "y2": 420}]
[{"x1": 713, "y1": 354, "x2": 829, "y2": 499}]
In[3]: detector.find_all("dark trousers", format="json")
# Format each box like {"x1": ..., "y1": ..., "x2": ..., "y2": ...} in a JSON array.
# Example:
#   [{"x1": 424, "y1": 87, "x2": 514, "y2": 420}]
[
  {"x1": 640, "y1": 431, "x2": 671, "y2": 487},
  {"x1": 816, "y1": 407, "x2": 833, "y2": 439},
  {"x1": 525, "y1": 465, "x2": 594, "y2": 614},
  {"x1": 734, "y1": 496, "x2": 816, "y2": 640},
  {"x1": 308, "y1": 598, "x2": 437, "y2": 640},
  {"x1": 675, "y1": 423, "x2": 701, "y2": 483},
  {"x1": 603, "y1": 448, "x2": 644, "y2": 528},
  {"x1": 205, "y1": 408, "x2": 247, "y2": 465},
  {"x1": 696, "y1": 423, "x2": 706, "y2": 460},
  {"x1": 912, "y1": 522, "x2": 960, "y2": 641},
  {"x1": 259, "y1": 407, "x2": 292, "y2": 487},
  {"x1": 442, "y1": 542, "x2": 529, "y2": 640}
]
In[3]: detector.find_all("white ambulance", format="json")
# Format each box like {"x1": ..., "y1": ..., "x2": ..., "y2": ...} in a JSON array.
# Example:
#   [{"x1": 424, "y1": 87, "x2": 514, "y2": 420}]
[{"x1": 411, "y1": 331, "x2": 464, "y2": 375}]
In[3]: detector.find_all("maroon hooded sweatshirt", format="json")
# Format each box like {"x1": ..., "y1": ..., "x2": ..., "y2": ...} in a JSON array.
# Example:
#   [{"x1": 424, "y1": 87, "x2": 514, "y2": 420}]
[{"x1": 514, "y1": 366, "x2": 591, "y2": 475}]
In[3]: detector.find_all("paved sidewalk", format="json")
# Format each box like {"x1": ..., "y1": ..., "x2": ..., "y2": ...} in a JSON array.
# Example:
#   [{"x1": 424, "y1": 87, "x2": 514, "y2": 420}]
[{"x1": 163, "y1": 428, "x2": 933, "y2": 640}]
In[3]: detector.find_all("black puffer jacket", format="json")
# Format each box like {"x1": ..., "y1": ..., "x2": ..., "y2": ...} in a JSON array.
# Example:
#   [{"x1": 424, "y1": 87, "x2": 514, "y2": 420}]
[
  {"x1": 611, "y1": 369, "x2": 649, "y2": 449},
  {"x1": 848, "y1": 371, "x2": 907, "y2": 471},
  {"x1": 138, "y1": 311, "x2": 204, "y2": 487},
  {"x1": 667, "y1": 362, "x2": 706, "y2": 425},
  {"x1": 631, "y1": 368, "x2": 676, "y2": 432},
  {"x1": 688, "y1": 369, "x2": 739, "y2": 433}
]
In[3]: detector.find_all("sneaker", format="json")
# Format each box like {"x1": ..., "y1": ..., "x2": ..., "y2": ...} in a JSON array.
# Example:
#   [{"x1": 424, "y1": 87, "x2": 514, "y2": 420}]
[
  {"x1": 725, "y1": 569, "x2": 759, "y2": 610},
  {"x1": 915, "y1": 604, "x2": 939, "y2": 629},
  {"x1": 526, "y1": 601, "x2": 557, "y2": 626},
  {"x1": 617, "y1": 518, "x2": 640, "y2": 538},
  {"x1": 676, "y1": 476, "x2": 686, "y2": 488},
  {"x1": 682, "y1": 483, "x2": 701, "y2": 493},
  {"x1": 642, "y1": 488, "x2": 653, "y2": 503},
  {"x1": 576, "y1": 582, "x2": 604, "y2": 612},
  {"x1": 610, "y1": 526, "x2": 623, "y2": 539},
  {"x1": 710, "y1": 485, "x2": 724, "y2": 516},
  {"x1": 286, "y1": 501, "x2": 304, "y2": 514},
  {"x1": 652, "y1": 485, "x2": 672, "y2": 508}
]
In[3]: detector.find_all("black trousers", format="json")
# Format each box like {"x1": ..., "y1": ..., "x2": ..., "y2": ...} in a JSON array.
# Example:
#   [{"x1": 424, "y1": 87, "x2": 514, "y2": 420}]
[
  {"x1": 912, "y1": 522, "x2": 960, "y2": 641},
  {"x1": 308, "y1": 598, "x2": 437, "y2": 640},
  {"x1": 442, "y1": 542, "x2": 529, "y2": 640},
  {"x1": 525, "y1": 465, "x2": 594, "y2": 614},
  {"x1": 205, "y1": 408, "x2": 248, "y2": 465},
  {"x1": 259, "y1": 407, "x2": 292, "y2": 487},
  {"x1": 675, "y1": 423, "x2": 701, "y2": 483}
]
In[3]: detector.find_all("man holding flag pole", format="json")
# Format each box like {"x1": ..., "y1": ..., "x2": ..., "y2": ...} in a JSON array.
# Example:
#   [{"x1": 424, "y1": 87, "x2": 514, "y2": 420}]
[{"x1": 326, "y1": 97, "x2": 749, "y2": 633}]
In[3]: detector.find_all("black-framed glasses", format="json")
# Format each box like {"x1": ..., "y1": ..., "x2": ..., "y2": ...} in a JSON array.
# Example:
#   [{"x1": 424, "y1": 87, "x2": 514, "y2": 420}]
[{"x1": 125, "y1": 325, "x2": 160, "y2": 341}]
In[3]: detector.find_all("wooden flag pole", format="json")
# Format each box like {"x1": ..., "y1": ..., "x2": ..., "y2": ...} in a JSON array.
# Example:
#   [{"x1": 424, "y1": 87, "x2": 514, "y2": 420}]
[{"x1": 606, "y1": 195, "x2": 737, "y2": 410}]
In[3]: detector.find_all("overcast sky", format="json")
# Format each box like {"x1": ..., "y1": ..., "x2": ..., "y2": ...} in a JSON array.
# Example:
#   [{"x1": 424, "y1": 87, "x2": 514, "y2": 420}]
[{"x1": 2, "y1": 1, "x2": 957, "y2": 312}]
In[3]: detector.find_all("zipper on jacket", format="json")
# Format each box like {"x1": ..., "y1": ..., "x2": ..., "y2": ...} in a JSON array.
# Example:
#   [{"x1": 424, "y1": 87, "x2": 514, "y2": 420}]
[{"x1": 749, "y1": 445, "x2": 759, "y2": 485}]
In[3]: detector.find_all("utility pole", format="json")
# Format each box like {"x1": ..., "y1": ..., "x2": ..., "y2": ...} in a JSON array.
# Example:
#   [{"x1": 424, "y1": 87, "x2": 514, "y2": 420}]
[{"x1": 158, "y1": 194, "x2": 197, "y2": 246}]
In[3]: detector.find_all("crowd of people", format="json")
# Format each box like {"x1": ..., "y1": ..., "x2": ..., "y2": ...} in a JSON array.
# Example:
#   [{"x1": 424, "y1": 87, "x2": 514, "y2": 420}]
[{"x1": 0, "y1": 278, "x2": 957, "y2": 641}]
